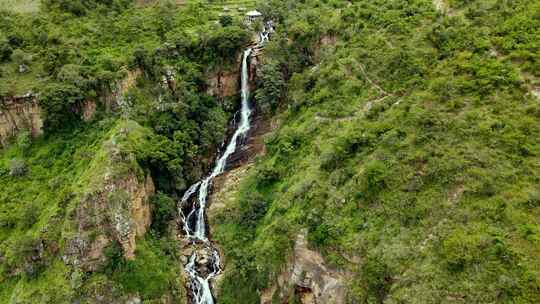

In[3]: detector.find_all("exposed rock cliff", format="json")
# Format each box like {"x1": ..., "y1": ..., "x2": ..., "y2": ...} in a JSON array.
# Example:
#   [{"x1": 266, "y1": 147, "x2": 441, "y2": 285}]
[
  {"x1": 0, "y1": 94, "x2": 43, "y2": 146},
  {"x1": 206, "y1": 70, "x2": 240, "y2": 100},
  {"x1": 102, "y1": 69, "x2": 142, "y2": 112},
  {"x1": 261, "y1": 231, "x2": 351, "y2": 304},
  {"x1": 0, "y1": 69, "x2": 142, "y2": 147},
  {"x1": 63, "y1": 121, "x2": 155, "y2": 271}
]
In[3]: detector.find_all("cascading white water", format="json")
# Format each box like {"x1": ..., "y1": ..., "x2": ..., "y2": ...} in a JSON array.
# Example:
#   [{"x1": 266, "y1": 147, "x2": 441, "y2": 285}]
[
  {"x1": 185, "y1": 47, "x2": 252, "y2": 242},
  {"x1": 179, "y1": 48, "x2": 253, "y2": 304}
]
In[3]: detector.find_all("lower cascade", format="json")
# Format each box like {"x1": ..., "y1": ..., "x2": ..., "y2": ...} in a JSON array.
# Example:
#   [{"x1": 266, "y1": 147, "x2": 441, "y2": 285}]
[{"x1": 178, "y1": 48, "x2": 254, "y2": 304}]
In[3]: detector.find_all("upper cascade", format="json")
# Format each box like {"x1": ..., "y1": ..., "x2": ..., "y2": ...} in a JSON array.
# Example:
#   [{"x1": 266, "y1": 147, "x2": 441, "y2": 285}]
[{"x1": 178, "y1": 22, "x2": 272, "y2": 303}]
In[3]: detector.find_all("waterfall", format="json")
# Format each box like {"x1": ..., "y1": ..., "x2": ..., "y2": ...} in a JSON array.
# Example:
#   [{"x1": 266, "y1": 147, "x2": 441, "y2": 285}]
[{"x1": 179, "y1": 48, "x2": 253, "y2": 304}]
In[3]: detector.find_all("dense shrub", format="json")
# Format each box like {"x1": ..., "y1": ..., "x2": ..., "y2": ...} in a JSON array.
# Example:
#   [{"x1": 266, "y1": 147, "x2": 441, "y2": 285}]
[
  {"x1": 361, "y1": 255, "x2": 393, "y2": 303},
  {"x1": 11, "y1": 49, "x2": 32, "y2": 66},
  {"x1": 42, "y1": 0, "x2": 132, "y2": 16},
  {"x1": 361, "y1": 160, "x2": 389, "y2": 199},
  {"x1": 16, "y1": 130, "x2": 31, "y2": 155},
  {"x1": 255, "y1": 61, "x2": 285, "y2": 113},
  {"x1": 9, "y1": 158, "x2": 27, "y2": 177},
  {"x1": 441, "y1": 229, "x2": 484, "y2": 272},
  {"x1": 239, "y1": 192, "x2": 269, "y2": 228},
  {"x1": 0, "y1": 36, "x2": 12, "y2": 62},
  {"x1": 150, "y1": 192, "x2": 177, "y2": 235}
]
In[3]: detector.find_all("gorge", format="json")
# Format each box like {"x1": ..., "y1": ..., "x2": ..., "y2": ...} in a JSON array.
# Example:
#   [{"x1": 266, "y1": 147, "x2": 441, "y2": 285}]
[
  {"x1": 1, "y1": 1, "x2": 539, "y2": 303},
  {"x1": 179, "y1": 47, "x2": 254, "y2": 303}
]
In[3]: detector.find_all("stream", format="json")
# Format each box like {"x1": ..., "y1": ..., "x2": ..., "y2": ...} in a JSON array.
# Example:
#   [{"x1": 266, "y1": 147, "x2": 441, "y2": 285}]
[{"x1": 178, "y1": 47, "x2": 254, "y2": 304}]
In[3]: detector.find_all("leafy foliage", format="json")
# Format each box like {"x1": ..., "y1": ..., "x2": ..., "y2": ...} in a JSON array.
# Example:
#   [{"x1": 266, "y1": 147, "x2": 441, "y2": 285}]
[
  {"x1": 213, "y1": 0, "x2": 540, "y2": 302},
  {"x1": 0, "y1": 1, "x2": 249, "y2": 302}
]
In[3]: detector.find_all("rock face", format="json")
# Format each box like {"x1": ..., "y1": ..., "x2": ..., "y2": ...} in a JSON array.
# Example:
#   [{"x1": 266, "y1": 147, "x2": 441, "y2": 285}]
[
  {"x1": 261, "y1": 231, "x2": 349, "y2": 304},
  {"x1": 108, "y1": 172, "x2": 155, "y2": 260},
  {"x1": 0, "y1": 69, "x2": 142, "y2": 146},
  {"x1": 0, "y1": 94, "x2": 43, "y2": 146},
  {"x1": 102, "y1": 68, "x2": 142, "y2": 112},
  {"x1": 206, "y1": 70, "x2": 240, "y2": 100},
  {"x1": 63, "y1": 127, "x2": 155, "y2": 271},
  {"x1": 82, "y1": 100, "x2": 97, "y2": 122},
  {"x1": 63, "y1": 171, "x2": 154, "y2": 270}
]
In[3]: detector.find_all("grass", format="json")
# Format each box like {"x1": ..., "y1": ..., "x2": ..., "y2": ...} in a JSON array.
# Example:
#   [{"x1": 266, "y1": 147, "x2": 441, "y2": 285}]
[
  {"x1": 212, "y1": 0, "x2": 540, "y2": 302},
  {"x1": 0, "y1": 1, "x2": 247, "y2": 302},
  {"x1": 0, "y1": 0, "x2": 39, "y2": 13},
  {"x1": 0, "y1": 118, "x2": 115, "y2": 301},
  {"x1": 0, "y1": 62, "x2": 44, "y2": 96}
]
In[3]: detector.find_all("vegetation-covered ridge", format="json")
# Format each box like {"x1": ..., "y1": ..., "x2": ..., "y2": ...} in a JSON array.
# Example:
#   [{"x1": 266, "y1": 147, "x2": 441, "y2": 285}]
[
  {"x1": 0, "y1": 0, "x2": 251, "y2": 303},
  {"x1": 1, "y1": 0, "x2": 539, "y2": 303},
  {"x1": 212, "y1": 0, "x2": 540, "y2": 303}
]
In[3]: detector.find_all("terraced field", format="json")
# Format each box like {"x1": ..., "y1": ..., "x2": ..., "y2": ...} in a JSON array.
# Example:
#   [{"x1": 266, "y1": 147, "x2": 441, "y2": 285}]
[{"x1": 204, "y1": 0, "x2": 257, "y2": 16}]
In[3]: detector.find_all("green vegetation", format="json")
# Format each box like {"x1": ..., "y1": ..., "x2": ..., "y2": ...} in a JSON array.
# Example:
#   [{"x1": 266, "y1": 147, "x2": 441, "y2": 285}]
[
  {"x1": 0, "y1": 0, "x2": 250, "y2": 302},
  {"x1": 1, "y1": 0, "x2": 539, "y2": 302},
  {"x1": 0, "y1": 0, "x2": 40, "y2": 14},
  {"x1": 214, "y1": 0, "x2": 540, "y2": 302},
  {"x1": 204, "y1": 0, "x2": 257, "y2": 18}
]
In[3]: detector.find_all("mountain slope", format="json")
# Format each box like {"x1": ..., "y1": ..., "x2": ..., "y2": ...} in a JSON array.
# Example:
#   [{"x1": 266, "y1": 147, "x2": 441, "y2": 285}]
[
  {"x1": 0, "y1": 1, "x2": 250, "y2": 302},
  {"x1": 212, "y1": 0, "x2": 540, "y2": 302}
]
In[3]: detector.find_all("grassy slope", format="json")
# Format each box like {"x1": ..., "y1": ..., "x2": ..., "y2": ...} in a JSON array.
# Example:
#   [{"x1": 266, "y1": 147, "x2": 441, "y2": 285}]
[
  {"x1": 214, "y1": 0, "x2": 540, "y2": 302},
  {"x1": 0, "y1": 0, "x2": 40, "y2": 14},
  {"x1": 0, "y1": 2, "x2": 247, "y2": 302},
  {"x1": 0, "y1": 119, "x2": 187, "y2": 303},
  {"x1": 0, "y1": 119, "x2": 114, "y2": 302},
  {"x1": 141, "y1": 0, "x2": 257, "y2": 19}
]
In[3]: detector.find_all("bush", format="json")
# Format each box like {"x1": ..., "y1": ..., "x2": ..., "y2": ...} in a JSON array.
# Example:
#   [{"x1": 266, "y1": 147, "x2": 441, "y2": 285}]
[
  {"x1": 239, "y1": 192, "x2": 269, "y2": 228},
  {"x1": 524, "y1": 190, "x2": 540, "y2": 208},
  {"x1": 362, "y1": 160, "x2": 389, "y2": 199},
  {"x1": 11, "y1": 49, "x2": 32, "y2": 66},
  {"x1": 150, "y1": 192, "x2": 176, "y2": 235},
  {"x1": 255, "y1": 163, "x2": 281, "y2": 186},
  {"x1": 0, "y1": 36, "x2": 12, "y2": 62},
  {"x1": 39, "y1": 82, "x2": 84, "y2": 130},
  {"x1": 16, "y1": 130, "x2": 32, "y2": 155},
  {"x1": 19, "y1": 203, "x2": 40, "y2": 229},
  {"x1": 308, "y1": 223, "x2": 333, "y2": 247},
  {"x1": 441, "y1": 229, "x2": 483, "y2": 272},
  {"x1": 9, "y1": 158, "x2": 27, "y2": 177},
  {"x1": 219, "y1": 15, "x2": 233, "y2": 27},
  {"x1": 43, "y1": 0, "x2": 131, "y2": 16},
  {"x1": 361, "y1": 255, "x2": 393, "y2": 303},
  {"x1": 9, "y1": 235, "x2": 43, "y2": 278}
]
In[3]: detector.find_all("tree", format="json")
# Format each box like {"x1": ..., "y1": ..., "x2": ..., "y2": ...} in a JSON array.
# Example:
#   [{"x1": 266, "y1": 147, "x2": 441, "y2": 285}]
[
  {"x1": 219, "y1": 15, "x2": 233, "y2": 27},
  {"x1": 0, "y1": 35, "x2": 12, "y2": 62},
  {"x1": 11, "y1": 49, "x2": 32, "y2": 66},
  {"x1": 255, "y1": 61, "x2": 285, "y2": 113},
  {"x1": 150, "y1": 192, "x2": 177, "y2": 235}
]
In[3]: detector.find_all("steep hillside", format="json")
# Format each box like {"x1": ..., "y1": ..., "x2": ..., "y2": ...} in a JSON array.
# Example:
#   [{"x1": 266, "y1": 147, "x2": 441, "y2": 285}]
[
  {"x1": 1, "y1": 0, "x2": 539, "y2": 303},
  {"x1": 211, "y1": 0, "x2": 540, "y2": 303},
  {"x1": 0, "y1": 1, "x2": 250, "y2": 302}
]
